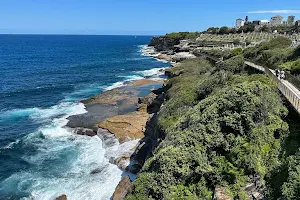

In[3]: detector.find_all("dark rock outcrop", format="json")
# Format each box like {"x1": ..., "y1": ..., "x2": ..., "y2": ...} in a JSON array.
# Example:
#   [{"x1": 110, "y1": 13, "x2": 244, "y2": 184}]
[
  {"x1": 138, "y1": 92, "x2": 157, "y2": 105},
  {"x1": 125, "y1": 85, "x2": 167, "y2": 173},
  {"x1": 74, "y1": 128, "x2": 97, "y2": 136},
  {"x1": 138, "y1": 92, "x2": 165, "y2": 114},
  {"x1": 165, "y1": 68, "x2": 184, "y2": 78},
  {"x1": 149, "y1": 36, "x2": 181, "y2": 51},
  {"x1": 56, "y1": 194, "x2": 67, "y2": 200},
  {"x1": 126, "y1": 112, "x2": 164, "y2": 174},
  {"x1": 112, "y1": 176, "x2": 132, "y2": 200},
  {"x1": 213, "y1": 187, "x2": 232, "y2": 200},
  {"x1": 243, "y1": 175, "x2": 265, "y2": 200}
]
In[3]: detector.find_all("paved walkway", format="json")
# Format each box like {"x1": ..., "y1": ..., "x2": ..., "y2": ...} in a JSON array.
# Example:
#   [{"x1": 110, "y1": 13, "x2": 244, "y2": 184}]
[{"x1": 244, "y1": 61, "x2": 300, "y2": 113}]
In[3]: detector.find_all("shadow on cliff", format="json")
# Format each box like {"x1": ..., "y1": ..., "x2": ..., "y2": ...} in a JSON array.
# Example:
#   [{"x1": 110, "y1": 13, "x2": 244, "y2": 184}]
[
  {"x1": 125, "y1": 85, "x2": 169, "y2": 174},
  {"x1": 265, "y1": 98, "x2": 300, "y2": 199}
]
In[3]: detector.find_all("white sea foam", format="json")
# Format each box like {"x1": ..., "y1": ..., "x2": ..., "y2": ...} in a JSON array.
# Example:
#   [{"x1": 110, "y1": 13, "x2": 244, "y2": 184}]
[
  {"x1": 139, "y1": 44, "x2": 171, "y2": 64},
  {"x1": 104, "y1": 81, "x2": 126, "y2": 91},
  {"x1": 139, "y1": 45, "x2": 160, "y2": 57},
  {"x1": 104, "y1": 72, "x2": 163, "y2": 91},
  {"x1": 0, "y1": 43, "x2": 171, "y2": 199},
  {"x1": 118, "y1": 75, "x2": 144, "y2": 81},
  {"x1": 30, "y1": 102, "x2": 87, "y2": 121},
  {"x1": 0, "y1": 100, "x2": 127, "y2": 200},
  {"x1": 0, "y1": 102, "x2": 87, "y2": 123},
  {"x1": 2, "y1": 139, "x2": 20, "y2": 150},
  {"x1": 154, "y1": 58, "x2": 170, "y2": 63},
  {"x1": 0, "y1": 108, "x2": 39, "y2": 121},
  {"x1": 136, "y1": 67, "x2": 166, "y2": 77}
]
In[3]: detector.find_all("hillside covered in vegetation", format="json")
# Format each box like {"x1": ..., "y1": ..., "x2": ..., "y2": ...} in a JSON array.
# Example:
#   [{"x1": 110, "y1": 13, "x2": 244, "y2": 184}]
[{"x1": 126, "y1": 37, "x2": 300, "y2": 199}]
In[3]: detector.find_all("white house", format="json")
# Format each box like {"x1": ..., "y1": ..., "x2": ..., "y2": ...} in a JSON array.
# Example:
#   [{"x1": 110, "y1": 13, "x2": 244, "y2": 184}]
[
  {"x1": 236, "y1": 18, "x2": 245, "y2": 28},
  {"x1": 260, "y1": 20, "x2": 269, "y2": 25},
  {"x1": 270, "y1": 15, "x2": 283, "y2": 26}
]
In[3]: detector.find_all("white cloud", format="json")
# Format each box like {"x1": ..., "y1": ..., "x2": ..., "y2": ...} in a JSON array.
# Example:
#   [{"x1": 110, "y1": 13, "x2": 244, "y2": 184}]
[{"x1": 248, "y1": 10, "x2": 300, "y2": 14}]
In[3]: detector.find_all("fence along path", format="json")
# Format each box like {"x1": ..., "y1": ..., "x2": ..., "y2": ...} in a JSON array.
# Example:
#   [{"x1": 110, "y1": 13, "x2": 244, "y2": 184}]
[
  {"x1": 244, "y1": 61, "x2": 300, "y2": 113},
  {"x1": 197, "y1": 52, "x2": 300, "y2": 113}
]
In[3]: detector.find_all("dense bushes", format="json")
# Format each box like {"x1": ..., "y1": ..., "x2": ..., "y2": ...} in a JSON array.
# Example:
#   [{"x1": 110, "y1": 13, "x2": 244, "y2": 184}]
[
  {"x1": 281, "y1": 153, "x2": 300, "y2": 199},
  {"x1": 242, "y1": 37, "x2": 300, "y2": 80},
  {"x1": 126, "y1": 57, "x2": 290, "y2": 199},
  {"x1": 166, "y1": 32, "x2": 200, "y2": 40},
  {"x1": 126, "y1": 36, "x2": 300, "y2": 199},
  {"x1": 243, "y1": 37, "x2": 293, "y2": 69},
  {"x1": 217, "y1": 55, "x2": 244, "y2": 73},
  {"x1": 281, "y1": 59, "x2": 300, "y2": 74}
]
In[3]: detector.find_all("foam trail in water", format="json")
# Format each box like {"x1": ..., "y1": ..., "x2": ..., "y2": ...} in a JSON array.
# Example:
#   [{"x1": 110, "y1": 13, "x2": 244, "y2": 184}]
[
  {"x1": 139, "y1": 45, "x2": 171, "y2": 63},
  {"x1": 0, "y1": 108, "x2": 39, "y2": 122},
  {"x1": 0, "y1": 101, "x2": 126, "y2": 200},
  {"x1": 0, "y1": 43, "x2": 171, "y2": 200},
  {"x1": 138, "y1": 45, "x2": 159, "y2": 57},
  {"x1": 0, "y1": 102, "x2": 87, "y2": 123},
  {"x1": 136, "y1": 67, "x2": 166, "y2": 77}
]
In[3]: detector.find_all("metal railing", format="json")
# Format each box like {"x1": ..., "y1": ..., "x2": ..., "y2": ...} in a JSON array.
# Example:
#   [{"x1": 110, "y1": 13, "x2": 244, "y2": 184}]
[
  {"x1": 285, "y1": 73, "x2": 300, "y2": 90},
  {"x1": 244, "y1": 61, "x2": 300, "y2": 114},
  {"x1": 244, "y1": 59, "x2": 300, "y2": 90},
  {"x1": 199, "y1": 52, "x2": 300, "y2": 114}
]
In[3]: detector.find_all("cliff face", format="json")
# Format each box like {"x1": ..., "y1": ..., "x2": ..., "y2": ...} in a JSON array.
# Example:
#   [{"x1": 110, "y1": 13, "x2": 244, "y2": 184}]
[
  {"x1": 125, "y1": 37, "x2": 294, "y2": 200},
  {"x1": 148, "y1": 36, "x2": 181, "y2": 51}
]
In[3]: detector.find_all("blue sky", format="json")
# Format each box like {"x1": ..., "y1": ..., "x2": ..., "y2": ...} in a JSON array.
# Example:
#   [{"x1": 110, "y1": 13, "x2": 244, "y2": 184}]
[{"x1": 0, "y1": 0, "x2": 300, "y2": 35}]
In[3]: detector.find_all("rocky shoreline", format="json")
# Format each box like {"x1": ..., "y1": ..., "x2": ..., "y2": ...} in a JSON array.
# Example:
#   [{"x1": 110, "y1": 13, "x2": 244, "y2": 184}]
[
  {"x1": 56, "y1": 38, "x2": 199, "y2": 200},
  {"x1": 58, "y1": 34, "x2": 298, "y2": 200},
  {"x1": 109, "y1": 41, "x2": 201, "y2": 199},
  {"x1": 54, "y1": 45, "x2": 172, "y2": 199}
]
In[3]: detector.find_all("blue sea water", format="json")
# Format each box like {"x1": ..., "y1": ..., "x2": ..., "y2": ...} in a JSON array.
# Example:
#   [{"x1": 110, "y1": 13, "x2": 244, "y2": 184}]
[{"x1": 0, "y1": 35, "x2": 169, "y2": 199}]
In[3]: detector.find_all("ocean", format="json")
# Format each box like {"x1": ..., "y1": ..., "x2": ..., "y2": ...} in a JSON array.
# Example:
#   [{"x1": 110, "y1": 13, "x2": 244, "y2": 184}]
[{"x1": 0, "y1": 35, "x2": 169, "y2": 199}]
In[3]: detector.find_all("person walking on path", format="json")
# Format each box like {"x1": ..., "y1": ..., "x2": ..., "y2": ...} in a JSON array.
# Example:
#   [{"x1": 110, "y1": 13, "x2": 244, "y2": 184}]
[
  {"x1": 280, "y1": 70, "x2": 285, "y2": 80},
  {"x1": 275, "y1": 69, "x2": 280, "y2": 79}
]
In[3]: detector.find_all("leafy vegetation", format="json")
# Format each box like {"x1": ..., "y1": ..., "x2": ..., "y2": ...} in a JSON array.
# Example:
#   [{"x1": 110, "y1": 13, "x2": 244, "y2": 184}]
[
  {"x1": 204, "y1": 23, "x2": 299, "y2": 34},
  {"x1": 281, "y1": 59, "x2": 300, "y2": 74},
  {"x1": 126, "y1": 54, "x2": 293, "y2": 199},
  {"x1": 166, "y1": 32, "x2": 200, "y2": 40},
  {"x1": 243, "y1": 37, "x2": 293, "y2": 68}
]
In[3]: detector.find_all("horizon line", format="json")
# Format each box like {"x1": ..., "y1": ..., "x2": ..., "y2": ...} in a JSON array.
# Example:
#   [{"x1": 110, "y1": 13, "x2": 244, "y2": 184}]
[{"x1": 0, "y1": 33, "x2": 164, "y2": 36}]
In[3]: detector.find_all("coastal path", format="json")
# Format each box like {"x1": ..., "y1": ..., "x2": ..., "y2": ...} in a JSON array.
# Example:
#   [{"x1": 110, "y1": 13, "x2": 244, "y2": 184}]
[
  {"x1": 197, "y1": 52, "x2": 300, "y2": 114},
  {"x1": 244, "y1": 61, "x2": 300, "y2": 114}
]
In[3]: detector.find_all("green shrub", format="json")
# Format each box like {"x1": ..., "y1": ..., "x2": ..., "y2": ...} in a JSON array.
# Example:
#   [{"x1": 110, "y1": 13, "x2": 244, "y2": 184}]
[
  {"x1": 218, "y1": 55, "x2": 244, "y2": 73},
  {"x1": 166, "y1": 32, "x2": 199, "y2": 40},
  {"x1": 243, "y1": 37, "x2": 293, "y2": 69},
  {"x1": 229, "y1": 48, "x2": 243, "y2": 57},
  {"x1": 127, "y1": 56, "x2": 288, "y2": 199},
  {"x1": 281, "y1": 59, "x2": 300, "y2": 74},
  {"x1": 281, "y1": 153, "x2": 300, "y2": 199}
]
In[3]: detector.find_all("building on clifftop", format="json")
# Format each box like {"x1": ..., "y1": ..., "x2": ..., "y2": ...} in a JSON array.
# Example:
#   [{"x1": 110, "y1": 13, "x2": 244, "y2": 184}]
[
  {"x1": 236, "y1": 18, "x2": 245, "y2": 28},
  {"x1": 270, "y1": 15, "x2": 284, "y2": 26},
  {"x1": 287, "y1": 16, "x2": 295, "y2": 25}
]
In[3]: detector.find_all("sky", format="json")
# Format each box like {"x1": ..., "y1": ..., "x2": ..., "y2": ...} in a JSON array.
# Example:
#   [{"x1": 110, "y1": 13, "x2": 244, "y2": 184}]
[{"x1": 0, "y1": 0, "x2": 300, "y2": 35}]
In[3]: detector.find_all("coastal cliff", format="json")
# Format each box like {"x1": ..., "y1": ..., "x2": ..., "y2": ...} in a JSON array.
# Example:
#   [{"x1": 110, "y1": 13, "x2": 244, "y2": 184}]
[
  {"x1": 148, "y1": 36, "x2": 181, "y2": 52},
  {"x1": 63, "y1": 34, "x2": 300, "y2": 199},
  {"x1": 122, "y1": 35, "x2": 300, "y2": 200}
]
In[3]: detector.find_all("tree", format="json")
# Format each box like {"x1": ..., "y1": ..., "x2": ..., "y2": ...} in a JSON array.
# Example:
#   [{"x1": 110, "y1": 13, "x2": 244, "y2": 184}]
[
  {"x1": 206, "y1": 27, "x2": 220, "y2": 34},
  {"x1": 219, "y1": 26, "x2": 230, "y2": 34},
  {"x1": 229, "y1": 28, "x2": 237, "y2": 34},
  {"x1": 238, "y1": 24, "x2": 255, "y2": 33},
  {"x1": 259, "y1": 25, "x2": 271, "y2": 33}
]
